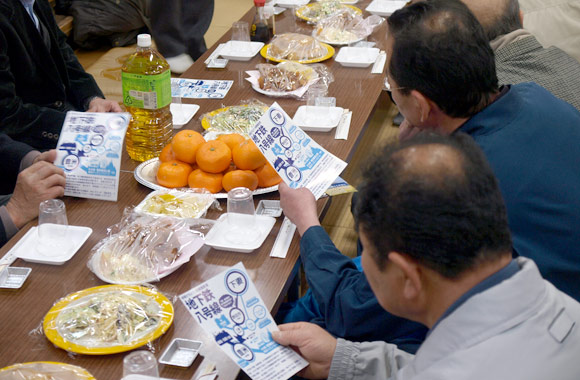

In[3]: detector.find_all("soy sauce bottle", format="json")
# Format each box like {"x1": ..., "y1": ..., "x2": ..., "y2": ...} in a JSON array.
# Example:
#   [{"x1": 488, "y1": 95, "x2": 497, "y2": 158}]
[{"x1": 251, "y1": 0, "x2": 271, "y2": 43}]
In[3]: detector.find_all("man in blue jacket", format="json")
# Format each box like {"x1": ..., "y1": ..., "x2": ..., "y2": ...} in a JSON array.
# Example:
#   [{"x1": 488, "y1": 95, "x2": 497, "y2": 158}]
[{"x1": 279, "y1": 0, "x2": 580, "y2": 349}]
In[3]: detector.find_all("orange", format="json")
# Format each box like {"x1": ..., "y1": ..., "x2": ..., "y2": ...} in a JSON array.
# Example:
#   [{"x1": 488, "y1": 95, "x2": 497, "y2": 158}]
[
  {"x1": 196, "y1": 140, "x2": 232, "y2": 173},
  {"x1": 156, "y1": 160, "x2": 192, "y2": 188},
  {"x1": 222, "y1": 170, "x2": 259, "y2": 192},
  {"x1": 254, "y1": 164, "x2": 283, "y2": 188},
  {"x1": 188, "y1": 169, "x2": 223, "y2": 193},
  {"x1": 217, "y1": 133, "x2": 246, "y2": 151},
  {"x1": 159, "y1": 143, "x2": 176, "y2": 162},
  {"x1": 171, "y1": 130, "x2": 206, "y2": 164},
  {"x1": 232, "y1": 139, "x2": 267, "y2": 170}
]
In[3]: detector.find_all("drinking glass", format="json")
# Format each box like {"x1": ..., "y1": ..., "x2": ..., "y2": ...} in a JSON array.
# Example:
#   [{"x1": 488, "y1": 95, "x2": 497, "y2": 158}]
[
  {"x1": 306, "y1": 83, "x2": 328, "y2": 106},
  {"x1": 231, "y1": 21, "x2": 251, "y2": 41},
  {"x1": 171, "y1": 81, "x2": 185, "y2": 125},
  {"x1": 226, "y1": 187, "x2": 258, "y2": 244},
  {"x1": 37, "y1": 199, "x2": 68, "y2": 255},
  {"x1": 123, "y1": 351, "x2": 159, "y2": 379}
]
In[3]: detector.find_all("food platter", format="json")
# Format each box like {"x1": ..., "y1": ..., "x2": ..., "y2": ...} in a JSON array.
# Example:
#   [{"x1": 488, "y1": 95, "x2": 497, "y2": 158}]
[
  {"x1": 0, "y1": 362, "x2": 95, "y2": 379},
  {"x1": 260, "y1": 43, "x2": 335, "y2": 64},
  {"x1": 134, "y1": 158, "x2": 279, "y2": 198},
  {"x1": 43, "y1": 285, "x2": 174, "y2": 355},
  {"x1": 200, "y1": 104, "x2": 269, "y2": 133},
  {"x1": 295, "y1": 3, "x2": 362, "y2": 23},
  {"x1": 314, "y1": 33, "x2": 365, "y2": 46}
]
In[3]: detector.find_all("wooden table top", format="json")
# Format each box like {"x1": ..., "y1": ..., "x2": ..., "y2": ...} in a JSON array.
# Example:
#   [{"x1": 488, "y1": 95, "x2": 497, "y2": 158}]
[{"x1": 0, "y1": 1, "x2": 387, "y2": 379}]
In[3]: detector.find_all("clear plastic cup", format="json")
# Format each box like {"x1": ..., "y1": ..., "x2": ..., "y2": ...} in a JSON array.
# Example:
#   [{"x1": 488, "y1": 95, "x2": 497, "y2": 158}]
[
  {"x1": 306, "y1": 83, "x2": 328, "y2": 106},
  {"x1": 226, "y1": 187, "x2": 258, "y2": 244},
  {"x1": 232, "y1": 21, "x2": 251, "y2": 41},
  {"x1": 123, "y1": 351, "x2": 159, "y2": 379},
  {"x1": 37, "y1": 199, "x2": 68, "y2": 255}
]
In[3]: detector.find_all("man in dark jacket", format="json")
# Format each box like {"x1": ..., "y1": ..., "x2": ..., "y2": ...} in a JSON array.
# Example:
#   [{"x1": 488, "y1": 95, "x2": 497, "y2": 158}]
[
  {"x1": 0, "y1": 134, "x2": 65, "y2": 246},
  {"x1": 0, "y1": 0, "x2": 121, "y2": 151}
]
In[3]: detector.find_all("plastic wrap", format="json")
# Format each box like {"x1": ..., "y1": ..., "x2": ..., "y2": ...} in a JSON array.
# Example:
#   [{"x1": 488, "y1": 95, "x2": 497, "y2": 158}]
[
  {"x1": 314, "y1": 9, "x2": 384, "y2": 44},
  {"x1": 0, "y1": 362, "x2": 95, "y2": 380},
  {"x1": 87, "y1": 212, "x2": 211, "y2": 284},
  {"x1": 245, "y1": 62, "x2": 334, "y2": 99},
  {"x1": 43, "y1": 284, "x2": 174, "y2": 354},
  {"x1": 200, "y1": 99, "x2": 269, "y2": 135},
  {"x1": 135, "y1": 189, "x2": 216, "y2": 219},
  {"x1": 297, "y1": 0, "x2": 360, "y2": 23},
  {"x1": 267, "y1": 33, "x2": 329, "y2": 62}
]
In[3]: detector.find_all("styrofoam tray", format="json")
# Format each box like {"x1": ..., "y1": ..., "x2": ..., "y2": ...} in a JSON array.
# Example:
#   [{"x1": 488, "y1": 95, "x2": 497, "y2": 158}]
[
  {"x1": 335, "y1": 47, "x2": 380, "y2": 68},
  {"x1": 292, "y1": 106, "x2": 344, "y2": 131},
  {"x1": 9, "y1": 225, "x2": 92, "y2": 265},
  {"x1": 274, "y1": 0, "x2": 309, "y2": 8},
  {"x1": 204, "y1": 214, "x2": 276, "y2": 253},
  {"x1": 365, "y1": 0, "x2": 407, "y2": 16},
  {"x1": 171, "y1": 103, "x2": 200, "y2": 128},
  {"x1": 219, "y1": 41, "x2": 264, "y2": 61},
  {"x1": 135, "y1": 189, "x2": 214, "y2": 219}
]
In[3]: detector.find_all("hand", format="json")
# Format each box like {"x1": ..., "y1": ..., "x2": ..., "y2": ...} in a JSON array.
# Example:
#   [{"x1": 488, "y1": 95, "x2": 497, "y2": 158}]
[
  {"x1": 272, "y1": 322, "x2": 337, "y2": 379},
  {"x1": 398, "y1": 118, "x2": 421, "y2": 141},
  {"x1": 5, "y1": 161, "x2": 66, "y2": 228},
  {"x1": 32, "y1": 149, "x2": 57, "y2": 165},
  {"x1": 278, "y1": 182, "x2": 320, "y2": 236},
  {"x1": 87, "y1": 97, "x2": 123, "y2": 113}
]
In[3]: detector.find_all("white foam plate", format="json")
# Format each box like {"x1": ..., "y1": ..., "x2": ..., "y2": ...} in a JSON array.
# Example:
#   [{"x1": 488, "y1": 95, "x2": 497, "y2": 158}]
[
  {"x1": 204, "y1": 214, "x2": 276, "y2": 253},
  {"x1": 9, "y1": 225, "x2": 92, "y2": 265},
  {"x1": 219, "y1": 41, "x2": 264, "y2": 61},
  {"x1": 135, "y1": 189, "x2": 214, "y2": 219},
  {"x1": 335, "y1": 46, "x2": 380, "y2": 67},
  {"x1": 171, "y1": 103, "x2": 200, "y2": 128},
  {"x1": 365, "y1": 0, "x2": 407, "y2": 16},
  {"x1": 292, "y1": 106, "x2": 344, "y2": 131},
  {"x1": 274, "y1": 0, "x2": 309, "y2": 8},
  {"x1": 315, "y1": 34, "x2": 365, "y2": 46},
  {"x1": 317, "y1": 0, "x2": 358, "y2": 3}
]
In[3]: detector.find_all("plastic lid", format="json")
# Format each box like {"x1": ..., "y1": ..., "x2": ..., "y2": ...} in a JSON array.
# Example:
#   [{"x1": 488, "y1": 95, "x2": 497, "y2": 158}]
[
  {"x1": 254, "y1": 0, "x2": 266, "y2": 6},
  {"x1": 137, "y1": 34, "x2": 152, "y2": 48}
]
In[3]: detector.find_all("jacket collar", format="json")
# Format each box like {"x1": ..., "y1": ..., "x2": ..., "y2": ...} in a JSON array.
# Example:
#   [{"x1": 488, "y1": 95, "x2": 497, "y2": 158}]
[{"x1": 409, "y1": 257, "x2": 548, "y2": 374}]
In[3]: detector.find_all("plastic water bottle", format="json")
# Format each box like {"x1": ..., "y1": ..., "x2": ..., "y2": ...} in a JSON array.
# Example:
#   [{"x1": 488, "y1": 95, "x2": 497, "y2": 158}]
[{"x1": 122, "y1": 34, "x2": 173, "y2": 162}]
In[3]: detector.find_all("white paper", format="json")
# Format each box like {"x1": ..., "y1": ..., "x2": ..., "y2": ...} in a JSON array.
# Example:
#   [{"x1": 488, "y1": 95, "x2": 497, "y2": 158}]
[
  {"x1": 180, "y1": 263, "x2": 307, "y2": 380},
  {"x1": 171, "y1": 78, "x2": 233, "y2": 99},
  {"x1": 55, "y1": 112, "x2": 130, "y2": 201},
  {"x1": 249, "y1": 103, "x2": 347, "y2": 200}
]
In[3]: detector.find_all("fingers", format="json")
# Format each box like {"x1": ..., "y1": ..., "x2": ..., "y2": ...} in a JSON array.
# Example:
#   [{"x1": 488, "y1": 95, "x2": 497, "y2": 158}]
[
  {"x1": 109, "y1": 101, "x2": 123, "y2": 112},
  {"x1": 272, "y1": 322, "x2": 312, "y2": 346},
  {"x1": 35, "y1": 149, "x2": 57, "y2": 164},
  {"x1": 88, "y1": 98, "x2": 123, "y2": 113}
]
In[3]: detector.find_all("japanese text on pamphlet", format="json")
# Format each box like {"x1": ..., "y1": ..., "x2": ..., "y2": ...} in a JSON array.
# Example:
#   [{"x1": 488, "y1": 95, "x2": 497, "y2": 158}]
[
  {"x1": 55, "y1": 112, "x2": 130, "y2": 201},
  {"x1": 171, "y1": 78, "x2": 233, "y2": 99},
  {"x1": 180, "y1": 263, "x2": 307, "y2": 380},
  {"x1": 250, "y1": 102, "x2": 347, "y2": 199}
]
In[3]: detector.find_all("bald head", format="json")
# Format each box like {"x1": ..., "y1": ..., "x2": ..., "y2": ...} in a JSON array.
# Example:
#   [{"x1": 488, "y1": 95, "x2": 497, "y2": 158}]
[
  {"x1": 354, "y1": 133, "x2": 512, "y2": 278},
  {"x1": 461, "y1": 0, "x2": 522, "y2": 41}
]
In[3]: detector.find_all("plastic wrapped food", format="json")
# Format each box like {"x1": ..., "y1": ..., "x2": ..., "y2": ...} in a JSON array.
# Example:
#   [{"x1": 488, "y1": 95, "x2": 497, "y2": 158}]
[
  {"x1": 43, "y1": 284, "x2": 174, "y2": 354},
  {"x1": 246, "y1": 62, "x2": 334, "y2": 99},
  {"x1": 314, "y1": 9, "x2": 384, "y2": 44},
  {"x1": 267, "y1": 33, "x2": 328, "y2": 62},
  {"x1": 87, "y1": 212, "x2": 209, "y2": 284},
  {"x1": 135, "y1": 189, "x2": 215, "y2": 219},
  {"x1": 200, "y1": 99, "x2": 269, "y2": 135},
  {"x1": 297, "y1": 0, "x2": 361, "y2": 23},
  {"x1": 0, "y1": 362, "x2": 95, "y2": 380}
]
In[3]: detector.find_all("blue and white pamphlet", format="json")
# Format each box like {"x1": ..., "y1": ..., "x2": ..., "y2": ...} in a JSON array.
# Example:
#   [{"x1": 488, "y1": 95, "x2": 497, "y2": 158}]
[
  {"x1": 55, "y1": 111, "x2": 130, "y2": 201},
  {"x1": 171, "y1": 78, "x2": 233, "y2": 99},
  {"x1": 249, "y1": 102, "x2": 347, "y2": 199},
  {"x1": 180, "y1": 262, "x2": 308, "y2": 380}
]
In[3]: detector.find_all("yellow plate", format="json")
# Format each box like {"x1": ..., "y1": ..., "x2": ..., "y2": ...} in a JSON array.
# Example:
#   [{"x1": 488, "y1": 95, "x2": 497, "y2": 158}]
[
  {"x1": 201, "y1": 104, "x2": 269, "y2": 131},
  {"x1": 296, "y1": 3, "x2": 362, "y2": 23},
  {"x1": 0, "y1": 362, "x2": 95, "y2": 379},
  {"x1": 260, "y1": 43, "x2": 335, "y2": 64},
  {"x1": 43, "y1": 285, "x2": 174, "y2": 355}
]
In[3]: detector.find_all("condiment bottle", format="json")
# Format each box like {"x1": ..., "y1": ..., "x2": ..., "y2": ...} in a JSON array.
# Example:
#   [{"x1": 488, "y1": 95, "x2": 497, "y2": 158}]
[
  {"x1": 251, "y1": 0, "x2": 271, "y2": 43},
  {"x1": 122, "y1": 34, "x2": 173, "y2": 162}
]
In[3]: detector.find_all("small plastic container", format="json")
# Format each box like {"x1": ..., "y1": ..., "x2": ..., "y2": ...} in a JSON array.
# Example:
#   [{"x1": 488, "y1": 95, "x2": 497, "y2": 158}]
[
  {"x1": 0, "y1": 267, "x2": 32, "y2": 289},
  {"x1": 256, "y1": 200, "x2": 283, "y2": 217},
  {"x1": 159, "y1": 338, "x2": 202, "y2": 367}
]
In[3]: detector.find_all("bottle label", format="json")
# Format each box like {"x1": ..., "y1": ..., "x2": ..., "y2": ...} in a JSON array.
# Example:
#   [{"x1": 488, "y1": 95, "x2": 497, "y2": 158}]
[{"x1": 122, "y1": 70, "x2": 171, "y2": 110}]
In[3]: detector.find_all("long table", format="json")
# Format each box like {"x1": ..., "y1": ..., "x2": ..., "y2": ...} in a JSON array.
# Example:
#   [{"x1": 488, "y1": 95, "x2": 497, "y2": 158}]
[{"x1": 0, "y1": 2, "x2": 388, "y2": 379}]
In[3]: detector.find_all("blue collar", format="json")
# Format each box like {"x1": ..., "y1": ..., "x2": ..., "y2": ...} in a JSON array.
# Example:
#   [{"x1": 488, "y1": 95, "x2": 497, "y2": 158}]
[{"x1": 429, "y1": 259, "x2": 520, "y2": 334}]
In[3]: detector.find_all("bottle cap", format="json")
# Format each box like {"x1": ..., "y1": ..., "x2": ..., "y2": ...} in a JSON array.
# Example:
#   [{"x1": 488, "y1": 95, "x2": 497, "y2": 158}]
[
  {"x1": 137, "y1": 34, "x2": 152, "y2": 48},
  {"x1": 254, "y1": 0, "x2": 266, "y2": 6}
]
